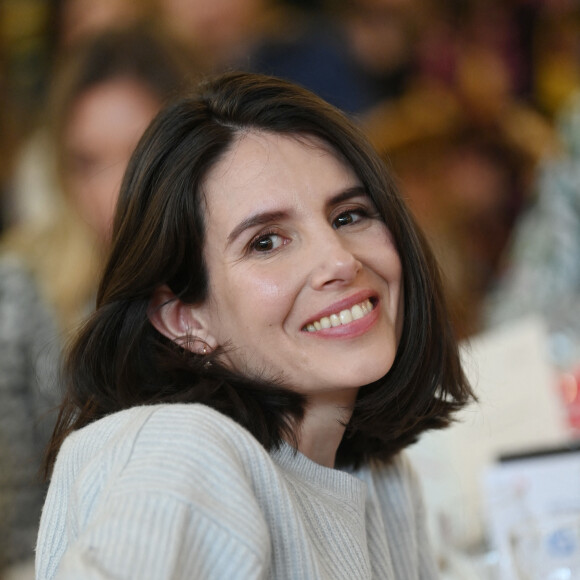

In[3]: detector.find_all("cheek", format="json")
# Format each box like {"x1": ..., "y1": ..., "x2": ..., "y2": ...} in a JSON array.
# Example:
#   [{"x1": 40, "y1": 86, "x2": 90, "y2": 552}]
[
  {"x1": 235, "y1": 269, "x2": 295, "y2": 327},
  {"x1": 209, "y1": 262, "x2": 297, "y2": 341},
  {"x1": 364, "y1": 231, "x2": 404, "y2": 329},
  {"x1": 367, "y1": 228, "x2": 402, "y2": 285}
]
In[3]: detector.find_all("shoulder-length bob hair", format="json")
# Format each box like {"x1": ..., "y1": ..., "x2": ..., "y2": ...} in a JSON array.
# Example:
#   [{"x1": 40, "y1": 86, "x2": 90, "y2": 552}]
[{"x1": 44, "y1": 71, "x2": 473, "y2": 476}]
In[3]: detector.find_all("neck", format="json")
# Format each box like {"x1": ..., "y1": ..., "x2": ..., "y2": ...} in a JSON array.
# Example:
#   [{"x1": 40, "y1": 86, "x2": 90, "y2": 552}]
[{"x1": 294, "y1": 389, "x2": 358, "y2": 468}]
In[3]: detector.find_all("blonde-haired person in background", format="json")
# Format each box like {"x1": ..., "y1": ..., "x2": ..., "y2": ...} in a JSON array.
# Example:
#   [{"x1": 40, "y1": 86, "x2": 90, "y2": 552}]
[
  {"x1": 6, "y1": 0, "x2": 157, "y2": 232},
  {"x1": 0, "y1": 25, "x2": 193, "y2": 576}
]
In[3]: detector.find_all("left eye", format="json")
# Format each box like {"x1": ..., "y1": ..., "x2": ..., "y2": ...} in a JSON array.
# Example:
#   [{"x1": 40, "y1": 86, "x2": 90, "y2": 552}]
[{"x1": 333, "y1": 210, "x2": 364, "y2": 229}]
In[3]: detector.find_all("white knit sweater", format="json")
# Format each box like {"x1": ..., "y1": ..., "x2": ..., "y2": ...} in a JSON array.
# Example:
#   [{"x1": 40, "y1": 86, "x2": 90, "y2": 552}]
[{"x1": 36, "y1": 403, "x2": 438, "y2": 579}]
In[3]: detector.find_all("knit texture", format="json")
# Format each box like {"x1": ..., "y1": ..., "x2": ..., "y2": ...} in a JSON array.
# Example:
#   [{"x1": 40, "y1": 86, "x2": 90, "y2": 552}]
[
  {"x1": 0, "y1": 254, "x2": 59, "y2": 569},
  {"x1": 36, "y1": 403, "x2": 438, "y2": 579}
]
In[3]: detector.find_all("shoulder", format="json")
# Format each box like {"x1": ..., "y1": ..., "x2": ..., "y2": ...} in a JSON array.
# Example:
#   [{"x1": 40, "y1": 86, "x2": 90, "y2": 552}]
[
  {"x1": 121, "y1": 403, "x2": 268, "y2": 479},
  {"x1": 56, "y1": 403, "x2": 270, "y2": 499},
  {"x1": 60, "y1": 402, "x2": 262, "y2": 462},
  {"x1": 51, "y1": 404, "x2": 274, "y2": 552},
  {"x1": 136, "y1": 402, "x2": 259, "y2": 445}
]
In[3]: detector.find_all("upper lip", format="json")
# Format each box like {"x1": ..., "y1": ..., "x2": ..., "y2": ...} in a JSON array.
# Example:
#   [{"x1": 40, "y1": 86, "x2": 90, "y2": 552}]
[{"x1": 302, "y1": 290, "x2": 377, "y2": 328}]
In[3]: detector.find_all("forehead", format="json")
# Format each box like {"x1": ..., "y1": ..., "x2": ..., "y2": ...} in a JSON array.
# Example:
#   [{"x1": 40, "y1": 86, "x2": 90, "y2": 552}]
[{"x1": 201, "y1": 131, "x2": 359, "y2": 215}]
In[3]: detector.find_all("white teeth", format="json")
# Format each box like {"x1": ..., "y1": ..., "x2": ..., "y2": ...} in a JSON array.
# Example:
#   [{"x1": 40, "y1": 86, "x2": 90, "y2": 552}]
[
  {"x1": 351, "y1": 304, "x2": 364, "y2": 320},
  {"x1": 339, "y1": 309, "x2": 353, "y2": 324},
  {"x1": 304, "y1": 299, "x2": 373, "y2": 332}
]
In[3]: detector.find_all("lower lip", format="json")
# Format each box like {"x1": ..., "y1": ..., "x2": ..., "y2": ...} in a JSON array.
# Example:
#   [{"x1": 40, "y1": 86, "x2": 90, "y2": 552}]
[{"x1": 302, "y1": 302, "x2": 380, "y2": 340}]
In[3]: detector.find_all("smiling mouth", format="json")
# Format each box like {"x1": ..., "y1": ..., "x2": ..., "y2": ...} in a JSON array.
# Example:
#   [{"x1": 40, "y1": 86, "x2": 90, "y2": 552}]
[{"x1": 303, "y1": 299, "x2": 375, "y2": 332}]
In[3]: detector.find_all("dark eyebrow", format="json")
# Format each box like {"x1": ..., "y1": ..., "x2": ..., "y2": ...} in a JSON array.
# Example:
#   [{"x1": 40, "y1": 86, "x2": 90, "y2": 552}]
[
  {"x1": 226, "y1": 210, "x2": 289, "y2": 247},
  {"x1": 226, "y1": 185, "x2": 368, "y2": 247},
  {"x1": 325, "y1": 186, "x2": 368, "y2": 210}
]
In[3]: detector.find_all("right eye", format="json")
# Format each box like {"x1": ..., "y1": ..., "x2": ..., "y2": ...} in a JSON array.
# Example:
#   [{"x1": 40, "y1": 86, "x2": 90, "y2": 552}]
[{"x1": 250, "y1": 232, "x2": 284, "y2": 253}]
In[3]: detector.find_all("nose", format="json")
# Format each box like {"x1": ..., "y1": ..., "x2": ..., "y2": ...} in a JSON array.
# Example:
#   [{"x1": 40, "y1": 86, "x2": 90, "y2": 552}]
[{"x1": 308, "y1": 229, "x2": 362, "y2": 290}]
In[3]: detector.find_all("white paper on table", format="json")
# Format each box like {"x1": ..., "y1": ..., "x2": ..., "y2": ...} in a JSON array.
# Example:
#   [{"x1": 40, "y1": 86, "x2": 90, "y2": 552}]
[
  {"x1": 407, "y1": 316, "x2": 570, "y2": 552},
  {"x1": 482, "y1": 449, "x2": 580, "y2": 580}
]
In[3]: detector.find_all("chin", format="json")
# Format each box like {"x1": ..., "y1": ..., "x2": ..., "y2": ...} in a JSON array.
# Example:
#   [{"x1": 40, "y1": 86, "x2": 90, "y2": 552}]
[{"x1": 336, "y1": 356, "x2": 395, "y2": 390}]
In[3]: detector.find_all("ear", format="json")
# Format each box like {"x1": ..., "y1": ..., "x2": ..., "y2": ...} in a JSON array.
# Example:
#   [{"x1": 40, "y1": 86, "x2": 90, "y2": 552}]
[{"x1": 148, "y1": 285, "x2": 218, "y2": 355}]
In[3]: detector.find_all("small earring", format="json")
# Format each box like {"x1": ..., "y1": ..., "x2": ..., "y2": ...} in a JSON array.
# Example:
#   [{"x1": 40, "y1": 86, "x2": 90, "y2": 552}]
[{"x1": 202, "y1": 345, "x2": 208, "y2": 355}]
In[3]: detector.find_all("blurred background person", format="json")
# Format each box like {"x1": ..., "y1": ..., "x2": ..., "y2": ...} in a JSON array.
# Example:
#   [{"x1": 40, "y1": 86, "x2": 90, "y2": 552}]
[
  {"x1": 4, "y1": 24, "x2": 194, "y2": 327},
  {"x1": 153, "y1": 0, "x2": 374, "y2": 113},
  {"x1": 5, "y1": 0, "x2": 157, "y2": 230},
  {"x1": 0, "y1": 25, "x2": 193, "y2": 577}
]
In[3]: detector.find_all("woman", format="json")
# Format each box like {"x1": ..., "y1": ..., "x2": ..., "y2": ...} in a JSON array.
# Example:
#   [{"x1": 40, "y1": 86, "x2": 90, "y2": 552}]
[
  {"x1": 6, "y1": 25, "x2": 193, "y2": 328},
  {"x1": 37, "y1": 72, "x2": 473, "y2": 579}
]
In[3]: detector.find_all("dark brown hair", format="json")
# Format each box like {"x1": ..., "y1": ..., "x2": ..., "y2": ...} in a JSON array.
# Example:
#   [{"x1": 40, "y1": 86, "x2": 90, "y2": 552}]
[{"x1": 44, "y1": 71, "x2": 473, "y2": 477}]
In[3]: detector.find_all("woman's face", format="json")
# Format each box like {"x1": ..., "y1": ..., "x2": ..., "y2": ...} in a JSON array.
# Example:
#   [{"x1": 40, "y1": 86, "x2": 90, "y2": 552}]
[
  {"x1": 63, "y1": 78, "x2": 161, "y2": 241},
  {"x1": 198, "y1": 131, "x2": 403, "y2": 396}
]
